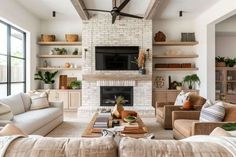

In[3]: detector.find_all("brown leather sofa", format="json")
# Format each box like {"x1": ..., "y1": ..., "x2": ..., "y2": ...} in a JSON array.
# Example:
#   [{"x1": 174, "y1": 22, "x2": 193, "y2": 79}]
[
  {"x1": 156, "y1": 94, "x2": 206, "y2": 129},
  {"x1": 172, "y1": 102, "x2": 236, "y2": 139}
]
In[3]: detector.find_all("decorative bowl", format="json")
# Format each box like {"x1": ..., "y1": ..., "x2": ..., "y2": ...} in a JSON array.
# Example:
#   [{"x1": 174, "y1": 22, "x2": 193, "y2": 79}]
[{"x1": 124, "y1": 116, "x2": 137, "y2": 124}]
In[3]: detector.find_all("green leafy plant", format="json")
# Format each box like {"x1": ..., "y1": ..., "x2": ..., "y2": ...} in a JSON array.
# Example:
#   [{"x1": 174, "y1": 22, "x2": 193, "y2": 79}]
[
  {"x1": 115, "y1": 96, "x2": 126, "y2": 106},
  {"x1": 222, "y1": 123, "x2": 236, "y2": 131},
  {"x1": 69, "y1": 80, "x2": 81, "y2": 89},
  {"x1": 215, "y1": 56, "x2": 225, "y2": 62},
  {"x1": 225, "y1": 58, "x2": 236, "y2": 67},
  {"x1": 34, "y1": 71, "x2": 58, "y2": 84},
  {"x1": 176, "y1": 82, "x2": 182, "y2": 87},
  {"x1": 183, "y1": 74, "x2": 200, "y2": 89},
  {"x1": 53, "y1": 48, "x2": 67, "y2": 55}
]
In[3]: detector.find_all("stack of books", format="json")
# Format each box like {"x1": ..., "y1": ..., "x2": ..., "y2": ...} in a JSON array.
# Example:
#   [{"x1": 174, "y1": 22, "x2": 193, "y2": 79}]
[{"x1": 93, "y1": 114, "x2": 110, "y2": 129}]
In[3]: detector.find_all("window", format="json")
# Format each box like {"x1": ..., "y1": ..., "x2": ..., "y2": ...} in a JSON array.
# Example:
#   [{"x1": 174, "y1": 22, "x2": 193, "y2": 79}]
[{"x1": 0, "y1": 21, "x2": 26, "y2": 98}]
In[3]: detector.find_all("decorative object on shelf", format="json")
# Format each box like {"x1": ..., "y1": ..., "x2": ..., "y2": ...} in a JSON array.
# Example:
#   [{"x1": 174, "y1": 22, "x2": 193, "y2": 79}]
[
  {"x1": 154, "y1": 31, "x2": 166, "y2": 42},
  {"x1": 34, "y1": 71, "x2": 58, "y2": 89},
  {"x1": 64, "y1": 63, "x2": 71, "y2": 68},
  {"x1": 59, "y1": 75, "x2": 68, "y2": 89},
  {"x1": 155, "y1": 64, "x2": 169, "y2": 68},
  {"x1": 121, "y1": 110, "x2": 137, "y2": 120},
  {"x1": 215, "y1": 56, "x2": 226, "y2": 67},
  {"x1": 176, "y1": 82, "x2": 182, "y2": 90},
  {"x1": 169, "y1": 63, "x2": 181, "y2": 68},
  {"x1": 43, "y1": 60, "x2": 48, "y2": 68},
  {"x1": 69, "y1": 80, "x2": 81, "y2": 89},
  {"x1": 67, "y1": 77, "x2": 77, "y2": 88},
  {"x1": 65, "y1": 34, "x2": 79, "y2": 42},
  {"x1": 183, "y1": 74, "x2": 200, "y2": 89},
  {"x1": 181, "y1": 63, "x2": 192, "y2": 68},
  {"x1": 72, "y1": 48, "x2": 79, "y2": 55},
  {"x1": 52, "y1": 48, "x2": 68, "y2": 55},
  {"x1": 154, "y1": 76, "x2": 165, "y2": 88},
  {"x1": 164, "y1": 50, "x2": 181, "y2": 56},
  {"x1": 170, "y1": 81, "x2": 179, "y2": 90},
  {"x1": 181, "y1": 32, "x2": 195, "y2": 42},
  {"x1": 112, "y1": 96, "x2": 125, "y2": 118},
  {"x1": 123, "y1": 116, "x2": 137, "y2": 124},
  {"x1": 225, "y1": 58, "x2": 236, "y2": 67},
  {"x1": 168, "y1": 76, "x2": 172, "y2": 89},
  {"x1": 40, "y1": 34, "x2": 56, "y2": 42}
]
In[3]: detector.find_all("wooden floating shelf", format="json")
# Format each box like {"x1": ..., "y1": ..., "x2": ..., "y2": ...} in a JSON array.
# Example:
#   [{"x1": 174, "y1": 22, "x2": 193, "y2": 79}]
[
  {"x1": 153, "y1": 89, "x2": 199, "y2": 92},
  {"x1": 153, "y1": 41, "x2": 199, "y2": 46},
  {"x1": 37, "y1": 67, "x2": 81, "y2": 71},
  {"x1": 38, "y1": 41, "x2": 82, "y2": 46},
  {"x1": 216, "y1": 67, "x2": 236, "y2": 71},
  {"x1": 82, "y1": 74, "x2": 152, "y2": 81},
  {"x1": 154, "y1": 68, "x2": 199, "y2": 71},
  {"x1": 153, "y1": 54, "x2": 198, "y2": 59},
  {"x1": 38, "y1": 55, "x2": 82, "y2": 58}
]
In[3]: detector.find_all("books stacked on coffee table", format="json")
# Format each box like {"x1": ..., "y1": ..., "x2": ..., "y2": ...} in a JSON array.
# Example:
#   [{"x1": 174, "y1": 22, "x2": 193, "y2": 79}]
[{"x1": 93, "y1": 114, "x2": 109, "y2": 129}]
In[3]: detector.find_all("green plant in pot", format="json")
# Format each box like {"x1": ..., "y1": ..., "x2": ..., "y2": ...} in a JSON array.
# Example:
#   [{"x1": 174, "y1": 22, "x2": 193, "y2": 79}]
[
  {"x1": 183, "y1": 74, "x2": 200, "y2": 90},
  {"x1": 225, "y1": 58, "x2": 236, "y2": 67},
  {"x1": 176, "y1": 82, "x2": 182, "y2": 90},
  {"x1": 112, "y1": 96, "x2": 125, "y2": 118},
  {"x1": 34, "y1": 71, "x2": 58, "y2": 89},
  {"x1": 69, "y1": 80, "x2": 81, "y2": 89},
  {"x1": 215, "y1": 56, "x2": 226, "y2": 67}
]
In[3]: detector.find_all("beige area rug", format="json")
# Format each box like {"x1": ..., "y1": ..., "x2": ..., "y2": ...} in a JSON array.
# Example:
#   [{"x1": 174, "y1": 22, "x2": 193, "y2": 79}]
[{"x1": 47, "y1": 112, "x2": 173, "y2": 140}]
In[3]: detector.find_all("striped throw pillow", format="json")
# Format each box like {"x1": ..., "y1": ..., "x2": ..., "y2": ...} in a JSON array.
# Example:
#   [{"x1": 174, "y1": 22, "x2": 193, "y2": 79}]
[
  {"x1": 200, "y1": 100, "x2": 225, "y2": 122},
  {"x1": 0, "y1": 102, "x2": 13, "y2": 120}
]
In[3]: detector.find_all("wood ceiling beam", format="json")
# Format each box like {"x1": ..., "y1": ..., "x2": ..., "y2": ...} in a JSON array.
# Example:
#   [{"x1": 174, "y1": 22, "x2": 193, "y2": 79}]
[
  {"x1": 144, "y1": 0, "x2": 162, "y2": 20},
  {"x1": 71, "y1": 0, "x2": 89, "y2": 20}
]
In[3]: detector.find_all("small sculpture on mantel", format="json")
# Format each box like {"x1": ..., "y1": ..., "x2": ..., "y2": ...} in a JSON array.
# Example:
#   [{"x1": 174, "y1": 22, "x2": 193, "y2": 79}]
[{"x1": 154, "y1": 31, "x2": 166, "y2": 42}]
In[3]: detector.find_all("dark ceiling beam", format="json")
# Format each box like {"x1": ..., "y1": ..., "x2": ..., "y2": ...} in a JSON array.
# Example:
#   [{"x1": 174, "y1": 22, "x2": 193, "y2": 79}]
[
  {"x1": 144, "y1": 0, "x2": 162, "y2": 20},
  {"x1": 71, "y1": 0, "x2": 89, "y2": 20},
  {"x1": 112, "y1": 0, "x2": 121, "y2": 20}
]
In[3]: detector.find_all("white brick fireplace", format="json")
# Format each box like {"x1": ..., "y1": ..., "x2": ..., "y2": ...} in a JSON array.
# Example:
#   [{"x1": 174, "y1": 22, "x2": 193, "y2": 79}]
[{"x1": 79, "y1": 14, "x2": 154, "y2": 116}]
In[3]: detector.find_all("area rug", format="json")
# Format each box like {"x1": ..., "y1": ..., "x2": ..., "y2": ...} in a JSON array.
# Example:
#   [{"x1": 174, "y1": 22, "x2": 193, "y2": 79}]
[{"x1": 46, "y1": 113, "x2": 173, "y2": 139}]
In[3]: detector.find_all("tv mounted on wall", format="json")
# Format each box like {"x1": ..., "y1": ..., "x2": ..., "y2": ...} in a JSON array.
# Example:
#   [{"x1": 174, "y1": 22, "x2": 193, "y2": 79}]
[{"x1": 95, "y1": 46, "x2": 139, "y2": 70}]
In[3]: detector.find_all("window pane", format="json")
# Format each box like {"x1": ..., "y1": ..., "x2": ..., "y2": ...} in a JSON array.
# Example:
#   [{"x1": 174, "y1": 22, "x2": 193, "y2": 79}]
[
  {"x1": 0, "y1": 55, "x2": 7, "y2": 82},
  {"x1": 11, "y1": 28, "x2": 24, "y2": 58},
  {"x1": 11, "y1": 83, "x2": 24, "y2": 95},
  {"x1": 11, "y1": 57, "x2": 24, "y2": 82},
  {"x1": 0, "y1": 84, "x2": 7, "y2": 98},
  {"x1": 0, "y1": 23, "x2": 7, "y2": 54}
]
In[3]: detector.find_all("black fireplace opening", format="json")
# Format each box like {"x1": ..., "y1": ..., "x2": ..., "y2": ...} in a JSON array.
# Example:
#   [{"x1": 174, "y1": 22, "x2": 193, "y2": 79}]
[{"x1": 100, "y1": 86, "x2": 133, "y2": 106}]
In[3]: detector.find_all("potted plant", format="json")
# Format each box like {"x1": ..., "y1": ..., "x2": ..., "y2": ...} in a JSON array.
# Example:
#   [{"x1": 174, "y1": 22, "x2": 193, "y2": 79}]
[
  {"x1": 34, "y1": 71, "x2": 58, "y2": 89},
  {"x1": 176, "y1": 82, "x2": 182, "y2": 90},
  {"x1": 69, "y1": 80, "x2": 81, "y2": 89},
  {"x1": 112, "y1": 96, "x2": 125, "y2": 118},
  {"x1": 183, "y1": 74, "x2": 200, "y2": 89},
  {"x1": 225, "y1": 58, "x2": 236, "y2": 67},
  {"x1": 215, "y1": 56, "x2": 226, "y2": 67}
]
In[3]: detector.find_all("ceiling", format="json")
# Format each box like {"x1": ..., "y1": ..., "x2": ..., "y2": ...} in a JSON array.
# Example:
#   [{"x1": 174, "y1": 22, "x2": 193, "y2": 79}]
[{"x1": 15, "y1": 0, "x2": 220, "y2": 20}]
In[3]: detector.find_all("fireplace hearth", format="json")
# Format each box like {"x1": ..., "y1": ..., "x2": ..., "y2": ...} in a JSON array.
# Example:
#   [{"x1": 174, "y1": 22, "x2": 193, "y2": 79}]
[{"x1": 100, "y1": 86, "x2": 133, "y2": 106}]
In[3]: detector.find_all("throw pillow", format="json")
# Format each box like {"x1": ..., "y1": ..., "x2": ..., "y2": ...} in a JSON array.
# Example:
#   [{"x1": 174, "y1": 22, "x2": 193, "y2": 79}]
[
  {"x1": 210, "y1": 127, "x2": 232, "y2": 137},
  {"x1": 174, "y1": 91, "x2": 190, "y2": 106},
  {"x1": 0, "y1": 124, "x2": 27, "y2": 137},
  {"x1": 30, "y1": 92, "x2": 49, "y2": 110},
  {"x1": 0, "y1": 102, "x2": 13, "y2": 120},
  {"x1": 182, "y1": 100, "x2": 193, "y2": 110},
  {"x1": 199, "y1": 100, "x2": 225, "y2": 122}
]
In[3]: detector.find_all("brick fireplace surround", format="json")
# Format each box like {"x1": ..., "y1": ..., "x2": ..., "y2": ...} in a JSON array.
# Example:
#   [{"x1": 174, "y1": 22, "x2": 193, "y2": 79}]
[{"x1": 78, "y1": 14, "x2": 154, "y2": 116}]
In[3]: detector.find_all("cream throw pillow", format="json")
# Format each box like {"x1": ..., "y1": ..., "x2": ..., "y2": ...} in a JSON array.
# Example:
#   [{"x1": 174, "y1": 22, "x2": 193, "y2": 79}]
[
  {"x1": 0, "y1": 102, "x2": 13, "y2": 120},
  {"x1": 210, "y1": 127, "x2": 232, "y2": 137},
  {"x1": 0, "y1": 124, "x2": 28, "y2": 137},
  {"x1": 30, "y1": 92, "x2": 49, "y2": 110},
  {"x1": 174, "y1": 90, "x2": 190, "y2": 106}
]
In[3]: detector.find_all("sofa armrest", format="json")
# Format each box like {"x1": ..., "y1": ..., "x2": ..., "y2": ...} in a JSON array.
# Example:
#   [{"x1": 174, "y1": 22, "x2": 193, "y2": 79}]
[
  {"x1": 163, "y1": 105, "x2": 182, "y2": 129},
  {"x1": 156, "y1": 102, "x2": 174, "y2": 108},
  {"x1": 49, "y1": 101, "x2": 63, "y2": 110},
  {"x1": 192, "y1": 122, "x2": 228, "y2": 135},
  {"x1": 172, "y1": 111, "x2": 200, "y2": 127},
  {"x1": 0, "y1": 120, "x2": 12, "y2": 127}
]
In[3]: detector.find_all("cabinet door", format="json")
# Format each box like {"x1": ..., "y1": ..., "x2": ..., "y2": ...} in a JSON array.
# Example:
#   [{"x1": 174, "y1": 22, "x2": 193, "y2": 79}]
[
  {"x1": 69, "y1": 91, "x2": 81, "y2": 109},
  {"x1": 48, "y1": 91, "x2": 59, "y2": 102},
  {"x1": 58, "y1": 91, "x2": 69, "y2": 109}
]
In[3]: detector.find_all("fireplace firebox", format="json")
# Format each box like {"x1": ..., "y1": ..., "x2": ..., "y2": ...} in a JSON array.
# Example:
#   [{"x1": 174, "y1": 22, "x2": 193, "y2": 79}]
[{"x1": 100, "y1": 86, "x2": 133, "y2": 106}]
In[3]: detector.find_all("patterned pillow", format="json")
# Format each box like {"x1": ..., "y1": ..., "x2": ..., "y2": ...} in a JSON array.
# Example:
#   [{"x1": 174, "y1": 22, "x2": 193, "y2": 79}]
[
  {"x1": 0, "y1": 102, "x2": 13, "y2": 120},
  {"x1": 30, "y1": 92, "x2": 49, "y2": 110},
  {"x1": 174, "y1": 91, "x2": 190, "y2": 106},
  {"x1": 200, "y1": 100, "x2": 225, "y2": 122}
]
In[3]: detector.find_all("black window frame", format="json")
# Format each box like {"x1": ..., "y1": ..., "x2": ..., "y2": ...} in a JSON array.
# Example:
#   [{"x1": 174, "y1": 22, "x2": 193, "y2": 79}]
[{"x1": 0, "y1": 20, "x2": 26, "y2": 96}]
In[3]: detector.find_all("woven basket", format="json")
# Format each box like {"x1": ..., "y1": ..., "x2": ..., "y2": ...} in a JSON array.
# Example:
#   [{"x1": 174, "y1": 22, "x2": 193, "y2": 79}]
[
  {"x1": 41, "y1": 34, "x2": 56, "y2": 42},
  {"x1": 65, "y1": 34, "x2": 79, "y2": 42}
]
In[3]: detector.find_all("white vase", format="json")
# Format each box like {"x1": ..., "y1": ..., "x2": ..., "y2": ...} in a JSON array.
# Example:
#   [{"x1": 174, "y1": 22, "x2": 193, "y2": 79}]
[{"x1": 44, "y1": 84, "x2": 53, "y2": 89}]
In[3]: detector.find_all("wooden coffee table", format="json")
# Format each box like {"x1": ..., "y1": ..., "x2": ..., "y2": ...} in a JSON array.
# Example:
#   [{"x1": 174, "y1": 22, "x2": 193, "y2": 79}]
[{"x1": 81, "y1": 113, "x2": 148, "y2": 138}]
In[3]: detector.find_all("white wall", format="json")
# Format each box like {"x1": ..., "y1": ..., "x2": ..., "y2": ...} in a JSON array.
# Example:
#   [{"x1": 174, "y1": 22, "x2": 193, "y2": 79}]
[
  {"x1": 0, "y1": 0, "x2": 40, "y2": 91},
  {"x1": 216, "y1": 35, "x2": 236, "y2": 58}
]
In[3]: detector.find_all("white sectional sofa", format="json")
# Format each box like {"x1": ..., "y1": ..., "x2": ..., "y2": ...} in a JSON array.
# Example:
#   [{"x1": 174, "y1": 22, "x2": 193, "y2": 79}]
[{"x1": 0, "y1": 93, "x2": 63, "y2": 136}]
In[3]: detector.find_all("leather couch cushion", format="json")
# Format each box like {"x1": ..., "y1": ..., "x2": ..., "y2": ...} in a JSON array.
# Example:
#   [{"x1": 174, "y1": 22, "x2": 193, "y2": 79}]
[
  {"x1": 156, "y1": 107, "x2": 164, "y2": 118},
  {"x1": 0, "y1": 93, "x2": 25, "y2": 115},
  {"x1": 13, "y1": 107, "x2": 62, "y2": 134},
  {"x1": 174, "y1": 119, "x2": 199, "y2": 137}
]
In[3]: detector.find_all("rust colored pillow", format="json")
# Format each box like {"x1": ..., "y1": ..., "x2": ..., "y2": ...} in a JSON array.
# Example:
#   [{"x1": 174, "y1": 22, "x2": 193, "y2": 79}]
[
  {"x1": 182, "y1": 100, "x2": 193, "y2": 110},
  {"x1": 0, "y1": 124, "x2": 28, "y2": 137},
  {"x1": 224, "y1": 103, "x2": 236, "y2": 121}
]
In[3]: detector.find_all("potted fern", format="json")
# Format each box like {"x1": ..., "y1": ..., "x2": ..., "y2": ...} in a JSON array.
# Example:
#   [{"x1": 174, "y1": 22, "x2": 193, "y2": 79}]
[
  {"x1": 34, "y1": 71, "x2": 58, "y2": 89},
  {"x1": 225, "y1": 58, "x2": 236, "y2": 67},
  {"x1": 215, "y1": 56, "x2": 226, "y2": 67},
  {"x1": 183, "y1": 74, "x2": 200, "y2": 89}
]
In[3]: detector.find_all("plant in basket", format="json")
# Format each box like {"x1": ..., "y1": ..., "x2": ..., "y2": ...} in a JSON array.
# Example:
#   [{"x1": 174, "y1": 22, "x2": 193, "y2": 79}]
[{"x1": 215, "y1": 56, "x2": 226, "y2": 67}]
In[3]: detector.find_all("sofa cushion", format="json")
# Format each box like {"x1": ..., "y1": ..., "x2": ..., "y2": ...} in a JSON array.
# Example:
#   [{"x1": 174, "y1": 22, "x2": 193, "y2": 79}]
[
  {"x1": 13, "y1": 107, "x2": 62, "y2": 134},
  {"x1": 224, "y1": 103, "x2": 236, "y2": 121},
  {"x1": 20, "y1": 93, "x2": 31, "y2": 111},
  {"x1": 156, "y1": 107, "x2": 164, "y2": 118},
  {"x1": 30, "y1": 92, "x2": 49, "y2": 110},
  {"x1": 200, "y1": 100, "x2": 225, "y2": 122},
  {"x1": 174, "y1": 119, "x2": 199, "y2": 137},
  {"x1": 174, "y1": 91, "x2": 190, "y2": 106},
  {"x1": 0, "y1": 102, "x2": 13, "y2": 120},
  {"x1": 0, "y1": 93, "x2": 25, "y2": 115}
]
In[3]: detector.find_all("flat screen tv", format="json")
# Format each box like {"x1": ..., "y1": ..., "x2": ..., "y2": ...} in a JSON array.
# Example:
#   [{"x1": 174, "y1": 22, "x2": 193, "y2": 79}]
[{"x1": 95, "y1": 46, "x2": 139, "y2": 70}]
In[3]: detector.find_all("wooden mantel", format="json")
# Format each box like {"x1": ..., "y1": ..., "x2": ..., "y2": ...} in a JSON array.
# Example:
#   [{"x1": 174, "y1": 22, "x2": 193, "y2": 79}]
[{"x1": 82, "y1": 74, "x2": 152, "y2": 81}]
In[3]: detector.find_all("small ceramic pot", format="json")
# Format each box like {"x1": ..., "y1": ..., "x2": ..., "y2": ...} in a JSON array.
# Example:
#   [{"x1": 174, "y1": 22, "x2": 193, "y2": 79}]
[{"x1": 44, "y1": 84, "x2": 53, "y2": 89}]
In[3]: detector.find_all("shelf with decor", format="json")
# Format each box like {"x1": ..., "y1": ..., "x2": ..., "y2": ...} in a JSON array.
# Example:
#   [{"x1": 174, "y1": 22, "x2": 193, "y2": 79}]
[
  {"x1": 154, "y1": 68, "x2": 198, "y2": 71},
  {"x1": 153, "y1": 41, "x2": 199, "y2": 46},
  {"x1": 38, "y1": 41, "x2": 82, "y2": 46},
  {"x1": 153, "y1": 54, "x2": 198, "y2": 59},
  {"x1": 38, "y1": 55, "x2": 82, "y2": 58}
]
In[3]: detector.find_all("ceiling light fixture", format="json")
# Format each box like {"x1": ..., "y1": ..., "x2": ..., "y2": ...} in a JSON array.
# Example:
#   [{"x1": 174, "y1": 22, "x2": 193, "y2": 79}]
[
  {"x1": 179, "y1": 11, "x2": 183, "y2": 17},
  {"x1": 52, "y1": 11, "x2": 56, "y2": 17}
]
